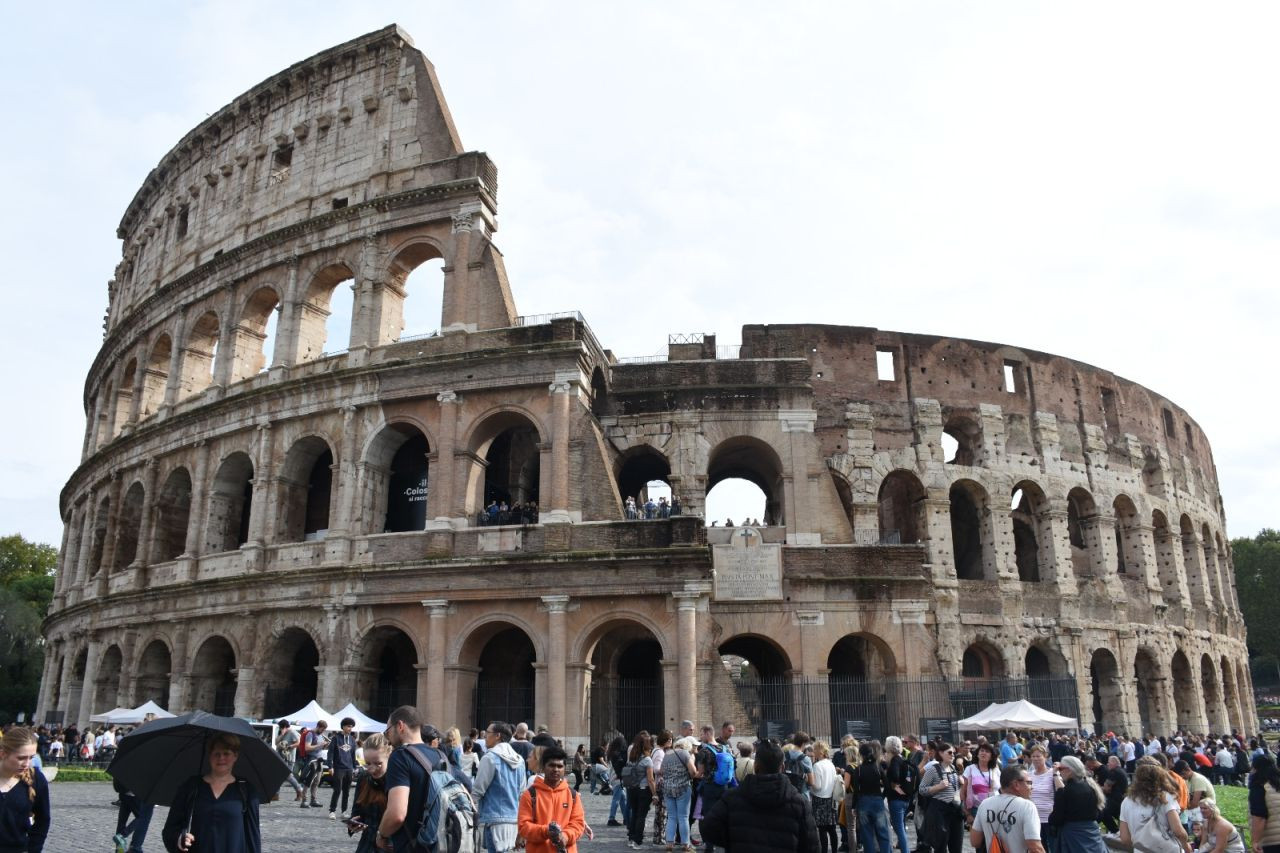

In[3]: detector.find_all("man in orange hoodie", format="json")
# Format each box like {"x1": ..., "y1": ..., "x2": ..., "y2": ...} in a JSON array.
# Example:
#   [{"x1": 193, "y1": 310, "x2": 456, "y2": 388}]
[{"x1": 518, "y1": 746, "x2": 586, "y2": 853}]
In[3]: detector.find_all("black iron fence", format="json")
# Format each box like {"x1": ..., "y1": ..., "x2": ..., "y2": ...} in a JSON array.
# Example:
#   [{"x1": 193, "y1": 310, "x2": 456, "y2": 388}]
[
  {"x1": 373, "y1": 686, "x2": 418, "y2": 722},
  {"x1": 709, "y1": 676, "x2": 1080, "y2": 743},
  {"x1": 474, "y1": 684, "x2": 535, "y2": 729}
]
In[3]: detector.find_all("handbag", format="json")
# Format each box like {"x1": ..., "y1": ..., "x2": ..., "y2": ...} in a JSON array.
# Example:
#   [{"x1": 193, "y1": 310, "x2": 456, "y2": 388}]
[{"x1": 1130, "y1": 808, "x2": 1181, "y2": 853}]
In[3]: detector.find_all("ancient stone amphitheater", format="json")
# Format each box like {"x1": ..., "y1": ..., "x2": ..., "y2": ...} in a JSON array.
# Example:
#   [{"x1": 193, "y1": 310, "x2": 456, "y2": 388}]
[{"x1": 38, "y1": 25, "x2": 1252, "y2": 744}]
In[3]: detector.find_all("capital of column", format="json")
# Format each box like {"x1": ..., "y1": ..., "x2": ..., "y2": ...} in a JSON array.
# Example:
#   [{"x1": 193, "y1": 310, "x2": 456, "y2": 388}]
[
  {"x1": 421, "y1": 599, "x2": 451, "y2": 617},
  {"x1": 672, "y1": 591, "x2": 701, "y2": 610},
  {"x1": 436, "y1": 390, "x2": 459, "y2": 404},
  {"x1": 541, "y1": 595, "x2": 570, "y2": 613}
]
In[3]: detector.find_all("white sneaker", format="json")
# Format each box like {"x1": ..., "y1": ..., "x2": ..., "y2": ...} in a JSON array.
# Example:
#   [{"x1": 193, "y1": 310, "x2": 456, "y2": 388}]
[
  {"x1": 328, "y1": 811, "x2": 336, "y2": 819},
  {"x1": 341, "y1": 811, "x2": 350, "y2": 819}
]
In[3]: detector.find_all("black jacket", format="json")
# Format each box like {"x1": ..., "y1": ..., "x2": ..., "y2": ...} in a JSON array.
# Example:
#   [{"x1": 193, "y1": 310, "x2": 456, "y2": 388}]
[{"x1": 702, "y1": 772, "x2": 819, "y2": 853}]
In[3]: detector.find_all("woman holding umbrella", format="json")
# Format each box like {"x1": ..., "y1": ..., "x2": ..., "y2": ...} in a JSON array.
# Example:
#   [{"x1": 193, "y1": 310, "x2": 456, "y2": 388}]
[
  {"x1": 161, "y1": 733, "x2": 262, "y2": 853},
  {"x1": 0, "y1": 727, "x2": 50, "y2": 853}
]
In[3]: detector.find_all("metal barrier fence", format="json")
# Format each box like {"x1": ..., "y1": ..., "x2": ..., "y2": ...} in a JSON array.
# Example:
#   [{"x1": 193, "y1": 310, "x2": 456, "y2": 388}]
[
  {"x1": 707, "y1": 676, "x2": 1081, "y2": 743},
  {"x1": 474, "y1": 684, "x2": 535, "y2": 730}
]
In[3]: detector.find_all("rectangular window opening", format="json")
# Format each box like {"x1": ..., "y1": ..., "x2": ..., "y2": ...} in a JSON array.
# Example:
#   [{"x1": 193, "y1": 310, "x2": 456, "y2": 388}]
[
  {"x1": 268, "y1": 146, "x2": 293, "y2": 186},
  {"x1": 876, "y1": 349, "x2": 896, "y2": 381},
  {"x1": 176, "y1": 206, "x2": 189, "y2": 239},
  {"x1": 1101, "y1": 387, "x2": 1118, "y2": 434},
  {"x1": 1162, "y1": 408, "x2": 1176, "y2": 437},
  {"x1": 332, "y1": 197, "x2": 348, "y2": 210},
  {"x1": 1003, "y1": 360, "x2": 1024, "y2": 394},
  {"x1": 1184, "y1": 423, "x2": 1194, "y2": 448}
]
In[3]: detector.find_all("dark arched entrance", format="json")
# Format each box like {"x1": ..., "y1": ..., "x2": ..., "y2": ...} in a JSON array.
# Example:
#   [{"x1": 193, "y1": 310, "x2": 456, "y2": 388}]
[
  {"x1": 718, "y1": 635, "x2": 793, "y2": 739},
  {"x1": 191, "y1": 636, "x2": 237, "y2": 716},
  {"x1": 474, "y1": 627, "x2": 536, "y2": 728},
  {"x1": 827, "y1": 634, "x2": 895, "y2": 740},
  {"x1": 588, "y1": 622, "x2": 664, "y2": 743},
  {"x1": 361, "y1": 627, "x2": 418, "y2": 720},
  {"x1": 262, "y1": 628, "x2": 319, "y2": 719}
]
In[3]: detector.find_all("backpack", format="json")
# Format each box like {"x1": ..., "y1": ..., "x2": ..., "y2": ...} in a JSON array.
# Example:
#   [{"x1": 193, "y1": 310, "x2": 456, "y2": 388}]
[
  {"x1": 432, "y1": 769, "x2": 478, "y2": 853},
  {"x1": 402, "y1": 745, "x2": 449, "y2": 853},
  {"x1": 784, "y1": 750, "x2": 808, "y2": 792},
  {"x1": 621, "y1": 759, "x2": 645, "y2": 788},
  {"x1": 897, "y1": 755, "x2": 919, "y2": 797},
  {"x1": 705, "y1": 744, "x2": 736, "y2": 787}
]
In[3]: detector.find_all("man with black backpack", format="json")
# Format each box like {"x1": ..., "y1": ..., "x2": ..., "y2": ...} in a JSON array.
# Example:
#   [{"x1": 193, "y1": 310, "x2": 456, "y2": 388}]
[{"x1": 377, "y1": 705, "x2": 445, "y2": 852}]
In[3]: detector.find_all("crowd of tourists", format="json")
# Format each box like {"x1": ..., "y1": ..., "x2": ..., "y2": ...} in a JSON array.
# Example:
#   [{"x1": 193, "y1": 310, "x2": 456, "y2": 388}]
[
  {"x1": 10, "y1": 713, "x2": 1280, "y2": 853},
  {"x1": 480, "y1": 501, "x2": 540, "y2": 526},
  {"x1": 624, "y1": 496, "x2": 683, "y2": 520}
]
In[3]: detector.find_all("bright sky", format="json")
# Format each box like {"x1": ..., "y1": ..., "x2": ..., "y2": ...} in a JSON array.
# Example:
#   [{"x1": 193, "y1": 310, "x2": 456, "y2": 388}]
[{"x1": 2, "y1": 2, "x2": 1276, "y2": 547}]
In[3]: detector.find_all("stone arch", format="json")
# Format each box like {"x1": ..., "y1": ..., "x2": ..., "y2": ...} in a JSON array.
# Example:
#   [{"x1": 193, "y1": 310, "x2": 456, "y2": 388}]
[
  {"x1": 135, "y1": 638, "x2": 172, "y2": 710},
  {"x1": 1151, "y1": 511, "x2": 1182, "y2": 604},
  {"x1": 296, "y1": 262, "x2": 357, "y2": 362},
  {"x1": 1025, "y1": 641, "x2": 1070, "y2": 678},
  {"x1": 261, "y1": 626, "x2": 320, "y2": 720},
  {"x1": 1066, "y1": 487, "x2": 1099, "y2": 576},
  {"x1": 1201, "y1": 652, "x2": 1223, "y2": 731},
  {"x1": 1202, "y1": 522, "x2": 1223, "y2": 606},
  {"x1": 112, "y1": 357, "x2": 137, "y2": 437},
  {"x1": 582, "y1": 617, "x2": 665, "y2": 742},
  {"x1": 462, "y1": 409, "x2": 545, "y2": 517},
  {"x1": 961, "y1": 639, "x2": 1005, "y2": 678},
  {"x1": 616, "y1": 445, "x2": 672, "y2": 513},
  {"x1": 356, "y1": 623, "x2": 420, "y2": 721},
  {"x1": 949, "y1": 478, "x2": 994, "y2": 580},
  {"x1": 152, "y1": 466, "x2": 192, "y2": 562},
  {"x1": 1170, "y1": 650, "x2": 1196, "y2": 730},
  {"x1": 229, "y1": 285, "x2": 280, "y2": 382},
  {"x1": 191, "y1": 635, "x2": 238, "y2": 716},
  {"x1": 877, "y1": 469, "x2": 926, "y2": 545},
  {"x1": 719, "y1": 633, "x2": 794, "y2": 737},
  {"x1": 205, "y1": 451, "x2": 253, "y2": 553},
  {"x1": 384, "y1": 238, "x2": 447, "y2": 343},
  {"x1": 112, "y1": 480, "x2": 146, "y2": 572},
  {"x1": 1113, "y1": 495, "x2": 1142, "y2": 576},
  {"x1": 1089, "y1": 648, "x2": 1124, "y2": 734},
  {"x1": 96, "y1": 644, "x2": 124, "y2": 713},
  {"x1": 706, "y1": 436, "x2": 787, "y2": 527},
  {"x1": 276, "y1": 434, "x2": 335, "y2": 542},
  {"x1": 1180, "y1": 515, "x2": 1206, "y2": 604},
  {"x1": 826, "y1": 633, "x2": 897, "y2": 741},
  {"x1": 364, "y1": 421, "x2": 432, "y2": 534},
  {"x1": 178, "y1": 310, "x2": 220, "y2": 400},
  {"x1": 590, "y1": 365, "x2": 609, "y2": 418},
  {"x1": 1134, "y1": 648, "x2": 1165, "y2": 734},
  {"x1": 941, "y1": 411, "x2": 983, "y2": 466},
  {"x1": 456, "y1": 619, "x2": 538, "y2": 730},
  {"x1": 139, "y1": 333, "x2": 172, "y2": 418},
  {"x1": 1011, "y1": 480, "x2": 1051, "y2": 582}
]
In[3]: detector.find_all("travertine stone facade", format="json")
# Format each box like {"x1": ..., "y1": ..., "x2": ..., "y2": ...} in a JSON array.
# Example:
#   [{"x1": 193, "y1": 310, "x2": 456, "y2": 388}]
[{"x1": 40, "y1": 26, "x2": 1251, "y2": 744}]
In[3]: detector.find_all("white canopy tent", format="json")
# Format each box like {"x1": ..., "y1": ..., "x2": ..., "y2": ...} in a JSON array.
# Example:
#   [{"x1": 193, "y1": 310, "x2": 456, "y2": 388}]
[
  {"x1": 89, "y1": 700, "x2": 176, "y2": 725},
  {"x1": 331, "y1": 702, "x2": 386, "y2": 733},
  {"x1": 89, "y1": 706, "x2": 129, "y2": 724},
  {"x1": 957, "y1": 699, "x2": 1078, "y2": 731},
  {"x1": 277, "y1": 699, "x2": 341, "y2": 730}
]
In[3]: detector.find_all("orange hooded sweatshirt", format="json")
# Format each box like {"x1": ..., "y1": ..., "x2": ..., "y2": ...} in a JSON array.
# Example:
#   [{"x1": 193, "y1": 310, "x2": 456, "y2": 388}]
[{"x1": 518, "y1": 776, "x2": 585, "y2": 853}]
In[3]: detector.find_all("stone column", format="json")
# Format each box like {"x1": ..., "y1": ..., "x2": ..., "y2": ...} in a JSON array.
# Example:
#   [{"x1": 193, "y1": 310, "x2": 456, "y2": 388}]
[
  {"x1": 134, "y1": 460, "x2": 159, "y2": 574},
  {"x1": 1182, "y1": 529, "x2": 1208, "y2": 605},
  {"x1": 162, "y1": 316, "x2": 185, "y2": 409},
  {"x1": 117, "y1": 630, "x2": 139, "y2": 708},
  {"x1": 673, "y1": 591, "x2": 700, "y2": 725},
  {"x1": 274, "y1": 256, "x2": 300, "y2": 368},
  {"x1": 178, "y1": 441, "x2": 209, "y2": 582},
  {"x1": 126, "y1": 354, "x2": 148, "y2": 426},
  {"x1": 542, "y1": 595, "x2": 570, "y2": 736},
  {"x1": 543, "y1": 373, "x2": 576, "y2": 524},
  {"x1": 77, "y1": 634, "x2": 103, "y2": 731},
  {"x1": 233, "y1": 613, "x2": 260, "y2": 717},
  {"x1": 212, "y1": 292, "x2": 238, "y2": 389},
  {"x1": 97, "y1": 474, "x2": 125, "y2": 590},
  {"x1": 55, "y1": 645, "x2": 74, "y2": 723},
  {"x1": 423, "y1": 600, "x2": 450, "y2": 725},
  {"x1": 75, "y1": 493, "x2": 97, "y2": 595},
  {"x1": 52, "y1": 514, "x2": 73, "y2": 609},
  {"x1": 245, "y1": 422, "x2": 274, "y2": 552},
  {"x1": 169, "y1": 624, "x2": 191, "y2": 714},
  {"x1": 326, "y1": 405, "x2": 359, "y2": 563},
  {"x1": 429, "y1": 391, "x2": 459, "y2": 526},
  {"x1": 34, "y1": 646, "x2": 57, "y2": 724},
  {"x1": 920, "y1": 497, "x2": 956, "y2": 583},
  {"x1": 1041, "y1": 506, "x2": 1078, "y2": 596},
  {"x1": 1134, "y1": 523, "x2": 1161, "y2": 596},
  {"x1": 779, "y1": 410, "x2": 818, "y2": 544}
]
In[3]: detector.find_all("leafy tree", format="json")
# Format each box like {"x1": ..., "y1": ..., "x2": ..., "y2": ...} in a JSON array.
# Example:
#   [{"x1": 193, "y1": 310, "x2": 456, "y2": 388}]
[
  {"x1": 0, "y1": 533, "x2": 56, "y2": 723},
  {"x1": 1234, "y1": 529, "x2": 1280, "y2": 670}
]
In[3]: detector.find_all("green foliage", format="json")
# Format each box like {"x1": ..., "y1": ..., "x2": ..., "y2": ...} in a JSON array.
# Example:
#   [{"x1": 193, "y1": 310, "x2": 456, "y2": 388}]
[
  {"x1": 1233, "y1": 529, "x2": 1280, "y2": 664},
  {"x1": 0, "y1": 533, "x2": 58, "y2": 723},
  {"x1": 49, "y1": 766, "x2": 113, "y2": 782},
  {"x1": 1214, "y1": 784, "x2": 1250, "y2": 843}
]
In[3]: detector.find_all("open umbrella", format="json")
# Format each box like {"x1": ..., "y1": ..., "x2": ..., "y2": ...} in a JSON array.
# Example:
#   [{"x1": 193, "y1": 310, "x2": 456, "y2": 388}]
[{"x1": 107, "y1": 710, "x2": 291, "y2": 805}]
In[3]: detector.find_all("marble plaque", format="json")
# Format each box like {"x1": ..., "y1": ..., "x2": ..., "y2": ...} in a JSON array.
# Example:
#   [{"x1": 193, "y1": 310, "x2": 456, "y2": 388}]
[{"x1": 712, "y1": 528, "x2": 783, "y2": 600}]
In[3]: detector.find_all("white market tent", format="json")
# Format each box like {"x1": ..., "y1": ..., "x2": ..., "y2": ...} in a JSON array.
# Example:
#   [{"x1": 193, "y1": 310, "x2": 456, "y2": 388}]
[
  {"x1": 957, "y1": 699, "x2": 1078, "y2": 731},
  {"x1": 331, "y1": 702, "x2": 386, "y2": 733},
  {"x1": 278, "y1": 699, "x2": 341, "y2": 730},
  {"x1": 89, "y1": 700, "x2": 177, "y2": 725},
  {"x1": 89, "y1": 706, "x2": 129, "y2": 723}
]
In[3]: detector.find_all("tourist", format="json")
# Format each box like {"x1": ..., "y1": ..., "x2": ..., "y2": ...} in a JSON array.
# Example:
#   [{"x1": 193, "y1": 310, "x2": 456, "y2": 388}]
[
  {"x1": 329, "y1": 717, "x2": 359, "y2": 819},
  {"x1": 962, "y1": 742, "x2": 1001, "y2": 827},
  {"x1": 651, "y1": 731, "x2": 670, "y2": 846},
  {"x1": 1248, "y1": 753, "x2": 1280, "y2": 853},
  {"x1": 303, "y1": 719, "x2": 331, "y2": 808},
  {"x1": 1025, "y1": 744, "x2": 1060, "y2": 845},
  {"x1": 1117, "y1": 764, "x2": 1187, "y2": 853},
  {"x1": 809, "y1": 741, "x2": 839, "y2": 853},
  {"x1": 475, "y1": 721, "x2": 525, "y2": 853},
  {"x1": 660, "y1": 735, "x2": 699, "y2": 850},
  {"x1": 700, "y1": 738, "x2": 819, "y2": 853},
  {"x1": 161, "y1": 733, "x2": 262, "y2": 853},
  {"x1": 0, "y1": 727, "x2": 49, "y2": 853},
  {"x1": 969, "y1": 765, "x2": 1045, "y2": 853},
  {"x1": 571, "y1": 744, "x2": 587, "y2": 791},
  {"x1": 1049, "y1": 755, "x2": 1107, "y2": 853},
  {"x1": 377, "y1": 705, "x2": 445, "y2": 853},
  {"x1": 920, "y1": 742, "x2": 964, "y2": 853},
  {"x1": 1000, "y1": 732, "x2": 1024, "y2": 767},
  {"x1": 274, "y1": 720, "x2": 305, "y2": 802},
  {"x1": 784, "y1": 733, "x2": 815, "y2": 799},
  {"x1": 1098, "y1": 755, "x2": 1128, "y2": 833},
  {"x1": 884, "y1": 735, "x2": 915, "y2": 853},
  {"x1": 347, "y1": 733, "x2": 389, "y2": 853},
  {"x1": 695, "y1": 725, "x2": 731, "y2": 852},
  {"x1": 607, "y1": 734, "x2": 631, "y2": 826},
  {"x1": 1176, "y1": 759, "x2": 1214, "y2": 828},
  {"x1": 624, "y1": 731, "x2": 656, "y2": 850},
  {"x1": 851, "y1": 740, "x2": 892, "y2": 853},
  {"x1": 518, "y1": 746, "x2": 586, "y2": 853},
  {"x1": 1195, "y1": 799, "x2": 1245, "y2": 853}
]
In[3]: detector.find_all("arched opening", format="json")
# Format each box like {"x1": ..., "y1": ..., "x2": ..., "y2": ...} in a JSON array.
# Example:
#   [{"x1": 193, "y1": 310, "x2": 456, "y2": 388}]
[
  {"x1": 113, "y1": 359, "x2": 136, "y2": 436},
  {"x1": 1134, "y1": 649, "x2": 1164, "y2": 733},
  {"x1": 360, "y1": 627, "x2": 418, "y2": 721},
  {"x1": 230, "y1": 286, "x2": 280, "y2": 382},
  {"x1": 466, "y1": 412, "x2": 542, "y2": 521},
  {"x1": 113, "y1": 482, "x2": 146, "y2": 572},
  {"x1": 1221, "y1": 656, "x2": 1241, "y2": 733},
  {"x1": 179, "y1": 311, "x2": 219, "y2": 400},
  {"x1": 1171, "y1": 651, "x2": 1195, "y2": 729},
  {"x1": 136, "y1": 640, "x2": 172, "y2": 710},
  {"x1": 1024, "y1": 642, "x2": 1072, "y2": 711},
  {"x1": 388, "y1": 243, "x2": 445, "y2": 342},
  {"x1": 191, "y1": 636, "x2": 237, "y2": 716},
  {"x1": 277, "y1": 436, "x2": 334, "y2": 542},
  {"x1": 1151, "y1": 511, "x2": 1181, "y2": 604},
  {"x1": 961, "y1": 642, "x2": 1004, "y2": 679},
  {"x1": 140, "y1": 334, "x2": 171, "y2": 418},
  {"x1": 1011, "y1": 482, "x2": 1049, "y2": 582},
  {"x1": 1025, "y1": 646, "x2": 1052, "y2": 679},
  {"x1": 942, "y1": 414, "x2": 982, "y2": 465},
  {"x1": 1180, "y1": 515, "x2": 1205, "y2": 603},
  {"x1": 827, "y1": 634, "x2": 895, "y2": 740},
  {"x1": 365, "y1": 425, "x2": 431, "y2": 534},
  {"x1": 96, "y1": 645, "x2": 123, "y2": 713},
  {"x1": 590, "y1": 366, "x2": 609, "y2": 417},
  {"x1": 472, "y1": 626, "x2": 537, "y2": 729},
  {"x1": 205, "y1": 452, "x2": 253, "y2": 553},
  {"x1": 1202, "y1": 523, "x2": 1222, "y2": 605},
  {"x1": 949, "y1": 480, "x2": 991, "y2": 580},
  {"x1": 1216, "y1": 533, "x2": 1231, "y2": 608},
  {"x1": 96, "y1": 382, "x2": 115, "y2": 447},
  {"x1": 262, "y1": 628, "x2": 319, "y2": 719},
  {"x1": 88, "y1": 496, "x2": 110, "y2": 577},
  {"x1": 297, "y1": 264, "x2": 356, "y2": 362},
  {"x1": 1201, "y1": 653, "x2": 1222, "y2": 731},
  {"x1": 1067, "y1": 487, "x2": 1100, "y2": 576},
  {"x1": 718, "y1": 635, "x2": 793, "y2": 738},
  {"x1": 877, "y1": 470, "x2": 926, "y2": 545},
  {"x1": 152, "y1": 467, "x2": 192, "y2": 562},
  {"x1": 587, "y1": 622, "x2": 664, "y2": 743},
  {"x1": 616, "y1": 447, "x2": 672, "y2": 518},
  {"x1": 67, "y1": 648, "x2": 88, "y2": 725},
  {"x1": 707, "y1": 436, "x2": 785, "y2": 527},
  {"x1": 1113, "y1": 495, "x2": 1141, "y2": 576},
  {"x1": 1089, "y1": 649, "x2": 1123, "y2": 734}
]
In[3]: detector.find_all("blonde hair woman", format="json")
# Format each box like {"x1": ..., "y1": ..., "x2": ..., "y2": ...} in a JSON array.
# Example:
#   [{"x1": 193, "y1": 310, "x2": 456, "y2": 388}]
[
  {"x1": 0, "y1": 728, "x2": 49, "y2": 852},
  {"x1": 1196, "y1": 799, "x2": 1245, "y2": 853}
]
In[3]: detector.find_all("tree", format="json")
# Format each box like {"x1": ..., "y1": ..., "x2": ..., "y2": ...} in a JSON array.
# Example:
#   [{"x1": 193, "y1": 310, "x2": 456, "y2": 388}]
[
  {"x1": 1233, "y1": 529, "x2": 1280, "y2": 675},
  {"x1": 0, "y1": 533, "x2": 56, "y2": 723}
]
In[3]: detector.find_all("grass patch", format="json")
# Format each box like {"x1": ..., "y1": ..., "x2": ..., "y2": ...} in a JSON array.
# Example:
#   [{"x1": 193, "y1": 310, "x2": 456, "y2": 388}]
[
  {"x1": 49, "y1": 766, "x2": 113, "y2": 782},
  {"x1": 1214, "y1": 784, "x2": 1251, "y2": 845}
]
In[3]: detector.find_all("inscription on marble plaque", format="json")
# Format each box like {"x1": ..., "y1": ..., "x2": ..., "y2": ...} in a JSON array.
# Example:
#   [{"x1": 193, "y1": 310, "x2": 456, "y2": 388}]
[{"x1": 712, "y1": 528, "x2": 783, "y2": 600}]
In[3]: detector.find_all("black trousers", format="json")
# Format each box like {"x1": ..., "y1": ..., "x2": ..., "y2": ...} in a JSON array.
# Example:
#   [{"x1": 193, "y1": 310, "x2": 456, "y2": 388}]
[
  {"x1": 627, "y1": 786, "x2": 653, "y2": 845},
  {"x1": 328, "y1": 769, "x2": 353, "y2": 812}
]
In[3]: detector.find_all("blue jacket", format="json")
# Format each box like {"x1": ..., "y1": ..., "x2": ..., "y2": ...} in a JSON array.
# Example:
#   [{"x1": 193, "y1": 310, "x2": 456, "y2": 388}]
[{"x1": 473, "y1": 741, "x2": 526, "y2": 824}]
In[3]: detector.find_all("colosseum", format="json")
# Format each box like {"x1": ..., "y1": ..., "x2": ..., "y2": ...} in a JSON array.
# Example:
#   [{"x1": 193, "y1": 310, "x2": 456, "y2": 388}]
[{"x1": 38, "y1": 25, "x2": 1252, "y2": 746}]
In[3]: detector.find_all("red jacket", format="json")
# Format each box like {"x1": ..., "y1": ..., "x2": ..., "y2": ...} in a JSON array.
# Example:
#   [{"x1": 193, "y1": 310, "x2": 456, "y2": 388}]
[{"x1": 518, "y1": 776, "x2": 585, "y2": 853}]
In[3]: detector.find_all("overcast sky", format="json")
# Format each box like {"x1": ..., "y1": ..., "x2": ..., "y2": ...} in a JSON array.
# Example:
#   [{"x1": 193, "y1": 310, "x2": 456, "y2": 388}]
[{"x1": 2, "y1": 2, "x2": 1276, "y2": 547}]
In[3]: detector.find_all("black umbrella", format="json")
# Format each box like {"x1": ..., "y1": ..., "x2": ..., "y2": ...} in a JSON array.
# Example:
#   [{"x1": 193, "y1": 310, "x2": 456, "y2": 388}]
[{"x1": 107, "y1": 710, "x2": 291, "y2": 805}]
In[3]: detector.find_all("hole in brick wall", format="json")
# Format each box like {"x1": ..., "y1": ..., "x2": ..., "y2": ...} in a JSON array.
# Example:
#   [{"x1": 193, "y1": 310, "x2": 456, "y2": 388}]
[
  {"x1": 176, "y1": 206, "x2": 189, "y2": 239},
  {"x1": 1163, "y1": 408, "x2": 1176, "y2": 437},
  {"x1": 1101, "y1": 387, "x2": 1118, "y2": 433},
  {"x1": 1184, "y1": 423, "x2": 1194, "y2": 447},
  {"x1": 332, "y1": 197, "x2": 348, "y2": 209},
  {"x1": 1003, "y1": 360, "x2": 1024, "y2": 394},
  {"x1": 876, "y1": 349, "x2": 895, "y2": 381},
  {"x1": 941, "y1": 432, "x2": 960, "y2": 463},
  {"x1": 268, "y1": 146, "x2": 292, "y2": 186}
]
